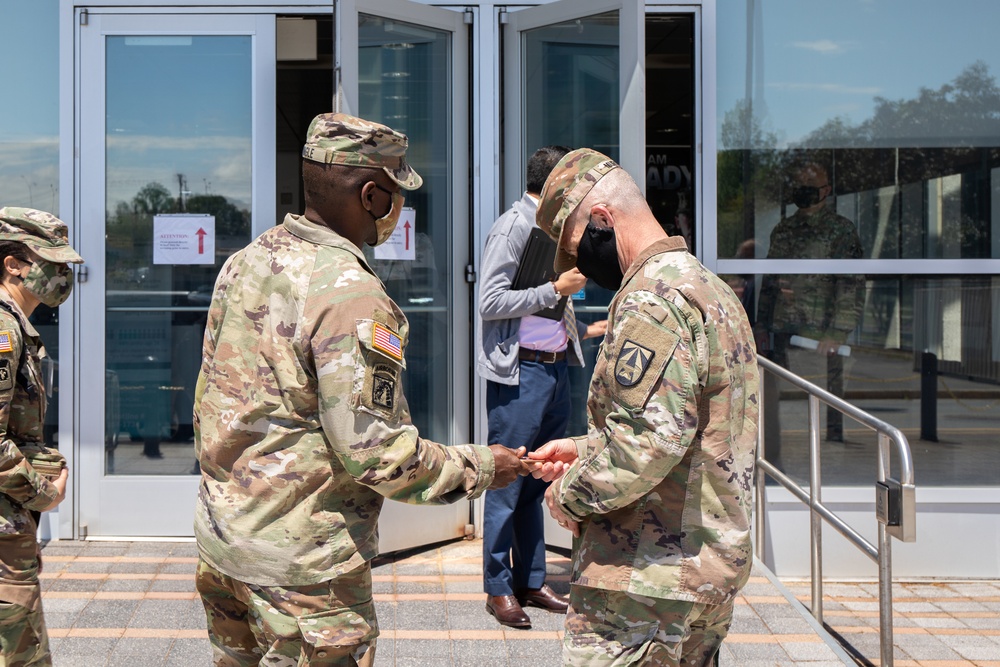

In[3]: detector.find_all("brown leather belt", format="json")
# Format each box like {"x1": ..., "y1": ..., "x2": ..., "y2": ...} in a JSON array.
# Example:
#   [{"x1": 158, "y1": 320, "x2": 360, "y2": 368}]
[{"x1": 518, "y1": 349, "x2": 567, "y2": 364}]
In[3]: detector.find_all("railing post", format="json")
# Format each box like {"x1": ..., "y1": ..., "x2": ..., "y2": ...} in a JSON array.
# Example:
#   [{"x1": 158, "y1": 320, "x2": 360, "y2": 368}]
[
  {"x1": 878, "y1": 522, "x2": 894, "y2": 666},
  {"x1": 877, "y1": 433, "x2": 895, "y2": 667},
  {"x1": 809, "y1": 395, "x2": 823, "y2": 625},
  {"x1": 920, "y1": 351, "x2": 938, "y2": 442},
  {"x1": 755, "y1": 368, "x2": 767, "y2": 563}
]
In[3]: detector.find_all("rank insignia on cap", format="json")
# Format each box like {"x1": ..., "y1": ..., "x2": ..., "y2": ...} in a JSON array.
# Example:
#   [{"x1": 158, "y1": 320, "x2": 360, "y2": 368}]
[
  {"x1": 372, "y1": 322, "x2": 403, "y2": 362},
  {"x1": 0, "y1": 331, "x2": 12, "y2": 354},
  {"x1": 615, "y1": 339, "x2": 655, "y2": 387}
]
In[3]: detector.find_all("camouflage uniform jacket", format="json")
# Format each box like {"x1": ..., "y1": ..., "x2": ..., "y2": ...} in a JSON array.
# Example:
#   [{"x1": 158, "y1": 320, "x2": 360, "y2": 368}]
[
  {"x1": 194, "y1": 213, "x2": 496, "y2": 587},
  {"x1": 0, "y1": 290, "x2": 57, "y2": 604},
  {"x1": 759, "y1": 207, "x2": 864, "y2": 342},
  {"x1": 552, "y1": 237, "x2": 759, "y2": 604}
]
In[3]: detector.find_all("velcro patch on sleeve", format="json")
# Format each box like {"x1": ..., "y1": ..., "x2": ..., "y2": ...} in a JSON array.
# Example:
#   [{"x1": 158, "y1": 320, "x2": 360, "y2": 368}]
[
  {"x1": 371, "y1": 322, "x2": 403, "y2": 362},
  {"x1": 0, "y1": 359, "x2": 13, "y2": 392},
  {"x1": 362, "y1": 362, "x2": 400, "y2": 416},
  {"x1": 610, "y1": 313, "x2": 679, "y2": 411}
]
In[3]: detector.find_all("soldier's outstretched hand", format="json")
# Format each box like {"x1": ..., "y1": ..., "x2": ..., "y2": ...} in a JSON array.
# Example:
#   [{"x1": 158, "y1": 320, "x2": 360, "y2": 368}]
[
  {"x1": 526, "y1": 438, "x2": 578, "y2": 482},
  {"x1": 487, "y1": 445, "x2": 528, "y2": 489}
]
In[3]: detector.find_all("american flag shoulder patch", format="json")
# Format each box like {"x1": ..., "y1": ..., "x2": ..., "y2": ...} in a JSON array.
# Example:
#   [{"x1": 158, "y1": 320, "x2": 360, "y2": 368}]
[
  {"x1": 0, "y1": 331, "x2": 13, "y2": 354},
  {"x1": 372, "y1": 322, "x2": 403, "y2": 362}
]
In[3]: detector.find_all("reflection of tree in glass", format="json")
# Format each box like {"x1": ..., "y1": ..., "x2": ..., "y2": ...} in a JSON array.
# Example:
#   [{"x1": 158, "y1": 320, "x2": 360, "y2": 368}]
[
  {"x1": 803, "y1": 61, "x2": 1000, "y2": 148},
  {"x1": 106, "y1": 182, "x2": 250, "y2": 290},
  {"x1": 184, "y1": 194, "x2": 249, "y2": 240},
  {"x1": 717, "y1": 61, "x2": 1000, "y2": 259}
]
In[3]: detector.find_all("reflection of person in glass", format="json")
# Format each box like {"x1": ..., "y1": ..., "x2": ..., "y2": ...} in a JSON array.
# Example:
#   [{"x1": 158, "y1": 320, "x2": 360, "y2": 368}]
[
  {"x1": 756, "y1": 160, "x2": 864, "y2": 446},
  {"x1": 0, "y1": 207, "x2": 83, "y2": 666}
]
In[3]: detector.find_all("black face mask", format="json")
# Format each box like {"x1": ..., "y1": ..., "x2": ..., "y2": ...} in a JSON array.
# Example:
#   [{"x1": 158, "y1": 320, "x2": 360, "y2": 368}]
[
  {"x1": 791, "y1": 186, "x2": 824, "y2": 209},
  {"x1": 575, "y1": 219, "x2": 625, "y2": 291}
]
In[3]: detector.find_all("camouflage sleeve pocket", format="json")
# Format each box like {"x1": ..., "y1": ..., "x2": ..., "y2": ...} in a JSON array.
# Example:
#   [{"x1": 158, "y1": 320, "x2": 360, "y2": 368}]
[
  {"x1": 352, "y1": 319, "x2": 405, "y2": 421},
  {"x1": 609, "y1": 313, "x2": 679, "y2": 413}
]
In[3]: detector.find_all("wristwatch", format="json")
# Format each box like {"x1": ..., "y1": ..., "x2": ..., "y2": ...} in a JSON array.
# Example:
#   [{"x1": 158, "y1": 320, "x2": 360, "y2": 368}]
[{"x1": 551, "y1": 280, "x2": 561, "y2": 297}]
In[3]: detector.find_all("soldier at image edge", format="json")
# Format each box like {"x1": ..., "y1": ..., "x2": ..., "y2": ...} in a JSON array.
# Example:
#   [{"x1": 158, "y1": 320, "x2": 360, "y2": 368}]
[
  {"x1": 527, "y1": 148, "x2": 760, "y2": 666},
  {"x1": 0, "y1": 207, "x2": 83, "y2": 667},
  {"x1": 193, "y1": 112, "x2": 528, "y2": 666}
]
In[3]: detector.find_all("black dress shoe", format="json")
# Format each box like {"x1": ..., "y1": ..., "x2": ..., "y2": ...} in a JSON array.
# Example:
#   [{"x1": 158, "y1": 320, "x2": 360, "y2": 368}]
[
  {"x1": 516, "y1": 584, "x2": 569, "y2": 613},
  {"x1": 486, "y1": 595, "x2": 531, "y2": 628}
]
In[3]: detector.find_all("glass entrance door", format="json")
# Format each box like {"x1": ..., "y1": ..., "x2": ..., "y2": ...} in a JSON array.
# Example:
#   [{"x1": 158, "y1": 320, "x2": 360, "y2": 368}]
[
  {"x1": 340, "y1": 1, "x2": 471, "y2": 553},
  {"x1": 502, "y1": 0, "x2": 645, "y2": 206},
  {"x1": 77, "y1": 12, "x2": 275, "y2": 536}
]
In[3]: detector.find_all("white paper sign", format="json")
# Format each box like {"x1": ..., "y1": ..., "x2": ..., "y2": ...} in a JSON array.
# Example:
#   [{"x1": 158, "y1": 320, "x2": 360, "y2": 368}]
[
  {"x1": 153, "y1": 214, "x2": 215, "y2": 265},
  {"x1": 373, "y1": 208, "x2": 416, "y2": 261}
]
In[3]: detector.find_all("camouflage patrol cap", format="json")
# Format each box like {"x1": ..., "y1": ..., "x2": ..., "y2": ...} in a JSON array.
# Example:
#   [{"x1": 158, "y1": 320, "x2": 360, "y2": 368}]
[
  {"x1": 536, "y1": 148, "x2": 620, "y2": 273},
  {"x1": 0, "y1": 207, "x2": 84, "y2": 264},
  {"x1": 302, "y1": 113, "x2": 423, "y2": 190}
]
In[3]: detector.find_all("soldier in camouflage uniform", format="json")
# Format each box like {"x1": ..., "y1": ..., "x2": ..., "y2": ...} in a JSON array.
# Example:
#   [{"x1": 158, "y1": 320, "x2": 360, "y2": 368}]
[
  {"x1": 756, "y1": 161, "x2": 864, "y2": 449},
  {"x1": 0, "y1": 208, "x2": 83, "y2": 666},
  {"x1": 526, "y1": 149, "x2": 759, "y2": 666},
  {"x1": 193, "y1": 113, "x2": 527, "y2": 666}
]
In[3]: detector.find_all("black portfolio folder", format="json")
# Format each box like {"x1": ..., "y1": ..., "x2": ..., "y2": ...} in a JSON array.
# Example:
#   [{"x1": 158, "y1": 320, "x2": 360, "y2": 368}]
[{"x1": 511, "y1": 227, "x2": 568, "y2": 320}]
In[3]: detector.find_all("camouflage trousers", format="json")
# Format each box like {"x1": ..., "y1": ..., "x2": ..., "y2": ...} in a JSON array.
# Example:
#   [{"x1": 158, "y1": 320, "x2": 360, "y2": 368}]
[
  {"x1": 196, "y1": 558, "x2": 377, "y2": 667},
  {"x1": 563, "y1": 586, "x2": 733, "y2": 667},
  {"x1": 0, "y1": 583, "x2": 50, "y2": 667}
]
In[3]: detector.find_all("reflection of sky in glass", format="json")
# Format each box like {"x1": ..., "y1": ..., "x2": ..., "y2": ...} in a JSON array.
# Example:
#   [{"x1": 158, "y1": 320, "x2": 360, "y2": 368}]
[
  {"x1": 0, "y1": 0, "x2": 59, "y2": 213},
  {"x1": 106, "y1": 36, "x2": 252, "y2": 214},
  {"x1": 718, "y1": 0, "x2": 1000, "y2": 146}
]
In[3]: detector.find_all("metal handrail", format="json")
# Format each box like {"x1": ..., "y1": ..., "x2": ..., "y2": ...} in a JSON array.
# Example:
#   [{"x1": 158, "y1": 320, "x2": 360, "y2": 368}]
[{"x1": 754, "y1": 356, "x2": 916, "y2": 667}]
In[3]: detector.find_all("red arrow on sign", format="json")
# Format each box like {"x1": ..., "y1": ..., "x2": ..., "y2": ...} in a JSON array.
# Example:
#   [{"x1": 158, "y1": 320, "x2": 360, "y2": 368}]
[
  {"x1": 404, "y1": 220, "x2": 411, "y2": 251},
  {"x1": 196, "y1": 228, "x2": 207, "y2": 254}
]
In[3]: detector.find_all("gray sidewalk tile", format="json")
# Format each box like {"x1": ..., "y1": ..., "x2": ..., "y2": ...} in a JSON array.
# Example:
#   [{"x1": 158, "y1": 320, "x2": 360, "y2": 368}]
[
  {"x1": 394, "y1": 600, "x2": 448, "y2": 630},
  {"x1": 374, "y1": 600, "x2": 396, "y2": 631},
  {"x1": 393, "y1": 637, "x2": 454, "y2": 660},
  {"x1": 522, "y1": 608, "x2": 565, "y2": 632},
  {"x1": 506, "y1": 638, "x2": 562, "y2": 662},
  {"x1": 371, "y1": 638, "x2": 394, "y2": 667},
  {"x1": 75, "y1": 599, "x2": 140, "y2": 628},
  {"x1": 166, "y1": 543, "x2": 200, "y2": 557},
  {"x1": 779, "y1": 640, "x2": 841, "y2": 661},
  {"x1": 109, "y1": 561, "x2": 160, "y2": 574},
  {"x1": 41, "y1": 611, "x2": 79, "y2": 629},
  {"x1": 108, "y1": 637, "x2": 172, "y2": 667},
  {"x1": 395, "y1": 580, "x2": 444, "y2": 595},
  {"x1": 947, "y1": 635, "x2": 1000, "y2": 661},
  {"x1": 148, "y1": 578, "x2": 197, "y2": 592},
  {"x1": 452, "y1": 637, "x2": 509, "y2": 663},
  {"x1": 727, "y1": 641, "x2": 791, "y2": 662},
  {"x1": 100, "y1": 577, "x2": 152, "y2": 593},
  {"x1": 64, "y1": 560, "x2": 114, "y2": 574},
  {"x1": 42, "y1": 597, "x2": 89, "y2": 614},
  {"x1": 130, "y1": 599, "x2": 206, "y2": 630},
  {"x1": 55, "y1": 636, "x2": 120, "y2": 664},
  {"x1": 164, "y1": 638, "x2": 213, "y2": 666},
  {"x1": 445, "y1": 600, "x2": 489, "y2": 631},
  {"x1": 46, "y1": 578, "x2": 104, "y2": 593},
  {"x1": 158, "y1": 561, "x2": 197, "y2": 575}
]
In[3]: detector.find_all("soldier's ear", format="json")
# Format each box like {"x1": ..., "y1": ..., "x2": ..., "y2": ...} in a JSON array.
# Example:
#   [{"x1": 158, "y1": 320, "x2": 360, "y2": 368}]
[
  {"x1": 360, "y1": 181, "x2": 378, "y2": 213},
  {"x1": 2, "y1": 256, "x2": 24, "y2": 278},
  {"x1": 588, "y1": 204, "x2": 614, "y2": 229}
]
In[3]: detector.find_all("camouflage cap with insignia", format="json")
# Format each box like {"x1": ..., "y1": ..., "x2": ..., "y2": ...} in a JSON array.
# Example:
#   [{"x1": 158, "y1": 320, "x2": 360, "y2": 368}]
[
  {"x1": 0, "y1": 207, "x2": 84, "y2": 264},
  {"x1": 301, "y1": 112, "x2": 423, "y2": 191},
  {"x1": 536, "y1": 148, "x2": 620, "y2": 273}
]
